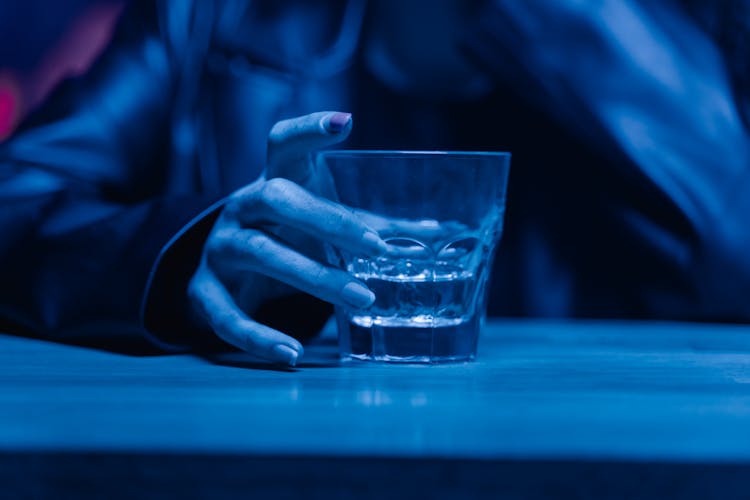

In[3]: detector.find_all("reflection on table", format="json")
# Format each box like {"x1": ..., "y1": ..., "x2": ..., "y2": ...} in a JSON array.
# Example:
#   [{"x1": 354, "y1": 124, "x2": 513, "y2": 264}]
[{"x1": 2, "y1": 319, "x2": 750, "y2": 498}]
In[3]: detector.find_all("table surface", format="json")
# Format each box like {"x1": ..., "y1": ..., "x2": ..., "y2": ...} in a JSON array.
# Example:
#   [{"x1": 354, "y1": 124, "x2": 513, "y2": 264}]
[{"x1": 3, "y1": 319, "x2": 750, "y2": 498}]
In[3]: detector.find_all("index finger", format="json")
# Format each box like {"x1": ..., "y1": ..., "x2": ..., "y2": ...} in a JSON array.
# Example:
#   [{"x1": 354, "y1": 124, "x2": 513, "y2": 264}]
[{"x1": 266, "y1": 111, "x2": 352, "y2": 181}]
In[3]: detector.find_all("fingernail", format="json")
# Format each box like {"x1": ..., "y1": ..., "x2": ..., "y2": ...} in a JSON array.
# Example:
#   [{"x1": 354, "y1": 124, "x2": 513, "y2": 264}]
[
  {"x1": 362, "y1": 230, "x2": 389, "y2": 255},
  {"x1": 342, "y1": 282, "x2": 376, "y2": 308},
  {"x1": 325, "y1": 112, "x2": 352, "y2": 133},
  {"x1": 272, "y1": 344, "x2": 300, "y2": 366}
]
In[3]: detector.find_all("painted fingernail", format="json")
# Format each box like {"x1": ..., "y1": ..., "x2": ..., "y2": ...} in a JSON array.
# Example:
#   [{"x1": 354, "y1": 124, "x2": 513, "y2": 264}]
[
  {"x1": 362, "y1": 230, "x2": 389, "y2": 255},
  {"x1": 325, "y1": 112, "x2": 352, "y2": 133},
  {"x1": 342, "y1": 282, "x2": 376, "y2": 308},
  {"x1": 272, "y1": 344, "x2": 300, "y2": 366}
]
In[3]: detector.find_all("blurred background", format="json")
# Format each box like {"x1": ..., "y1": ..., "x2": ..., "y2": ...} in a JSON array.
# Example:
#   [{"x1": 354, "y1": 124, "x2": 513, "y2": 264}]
[
  {"x1": 1, "y1": 0, "x2": 748, "y2": 144},
  {"x1": 0, "y1": 0, "x2": 124, "y2": 141}
]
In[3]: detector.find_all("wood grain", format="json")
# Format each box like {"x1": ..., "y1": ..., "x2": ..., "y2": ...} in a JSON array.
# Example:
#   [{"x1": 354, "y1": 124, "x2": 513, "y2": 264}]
[{"x1": 2, "y1": 319, "x2": 750, "y2": 498}]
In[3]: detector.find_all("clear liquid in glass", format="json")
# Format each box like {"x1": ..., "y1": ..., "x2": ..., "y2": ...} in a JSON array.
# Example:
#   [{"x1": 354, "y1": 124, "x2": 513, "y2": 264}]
[{"x1": 338, "y1": 265, "x2": 484, "y2": 363}]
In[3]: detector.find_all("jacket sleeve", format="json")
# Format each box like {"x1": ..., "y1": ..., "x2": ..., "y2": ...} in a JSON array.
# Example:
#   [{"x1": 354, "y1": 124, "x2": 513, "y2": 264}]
[
  {"x1": 0, "y1": 0, "x2": 218, "y2": 345},
  {"x1": 465, "y1": 0, "x2": 750, "y2": 320}
]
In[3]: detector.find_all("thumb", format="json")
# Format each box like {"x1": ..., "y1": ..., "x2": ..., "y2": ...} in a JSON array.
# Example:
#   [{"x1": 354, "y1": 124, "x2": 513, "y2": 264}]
[{"x1": 266, "y1": 111, "x2": 352, "y2": 182}]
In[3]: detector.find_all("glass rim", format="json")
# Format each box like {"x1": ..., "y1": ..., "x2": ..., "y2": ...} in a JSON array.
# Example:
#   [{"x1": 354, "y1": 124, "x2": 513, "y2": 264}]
[{"x1": 314, "y1": 149, "x2": 511, "y2": 159}]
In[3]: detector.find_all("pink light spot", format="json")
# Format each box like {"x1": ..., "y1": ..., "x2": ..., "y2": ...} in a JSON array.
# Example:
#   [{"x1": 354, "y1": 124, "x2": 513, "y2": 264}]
[
  {"x1": 0, "y1": 75, "x2": 21, "y2": 142},
  {"x1": 29, "y1": 2, "x2": 124, "y2": 108}
]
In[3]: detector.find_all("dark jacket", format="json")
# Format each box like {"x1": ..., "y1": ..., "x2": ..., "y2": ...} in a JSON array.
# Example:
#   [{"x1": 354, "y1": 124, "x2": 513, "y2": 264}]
[{"x1": 2, "y1": 0, "x2": 749, "y2": 350}]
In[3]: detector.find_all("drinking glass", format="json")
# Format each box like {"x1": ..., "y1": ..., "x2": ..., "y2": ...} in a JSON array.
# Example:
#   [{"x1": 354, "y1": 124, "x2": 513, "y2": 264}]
[{"x1": 313, "y1": 150, "x2": 510, "y2": 363}]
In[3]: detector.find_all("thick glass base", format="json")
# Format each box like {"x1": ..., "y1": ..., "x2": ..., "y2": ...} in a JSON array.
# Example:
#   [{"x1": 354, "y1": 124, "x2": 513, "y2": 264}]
[{"x1": 337, "y1": 312, "x2": 481, "y2": 364}]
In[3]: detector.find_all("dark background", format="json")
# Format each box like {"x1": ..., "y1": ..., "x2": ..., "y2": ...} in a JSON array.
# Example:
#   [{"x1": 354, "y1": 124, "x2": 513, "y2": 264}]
[{"x1": 0, "y1": 0, "x2": 124, "y2": 141}]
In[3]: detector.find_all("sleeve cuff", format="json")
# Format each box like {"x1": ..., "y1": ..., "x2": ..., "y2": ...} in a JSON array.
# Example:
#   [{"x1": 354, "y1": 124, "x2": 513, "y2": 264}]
[
  {"x1": 140, "y1": 199, "x2": 335, "y2": 352},
  {"x1": 140, "y1": 199, "x2": 227, "y2": 352}
]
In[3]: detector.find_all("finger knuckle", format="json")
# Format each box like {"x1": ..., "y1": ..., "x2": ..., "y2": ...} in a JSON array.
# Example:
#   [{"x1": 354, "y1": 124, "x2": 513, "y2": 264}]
[
  {"x1": 242, "y1": 230, "x2": 269, "y2": 254},
  {"x1": 311, "y1": 263, "x2": 332, "y2": 286},
  {"x1": 260, "y1": 177, "x2": 295, "y2": 208},
  {"x1": 268, "y1": 119, "x2": 292, "y2": 145},
  {"x1": 223, "y1": 321, "x2": 265, "y2": 353},
  {"x1": 240, "y1": 333, "x2": 264, "y2": 354},
  {"x1": 187, "y1": 274, "x2": 203, "y2": 304},
  {"x1": 328, "y1": 207, "x2": 353, "y2": 232},
  {"x1": 206, "y1": 230, "x2": 234, "y2": 257},
  {"x1": 227, "y1": 183, "x2": 263, "y2": 216}
]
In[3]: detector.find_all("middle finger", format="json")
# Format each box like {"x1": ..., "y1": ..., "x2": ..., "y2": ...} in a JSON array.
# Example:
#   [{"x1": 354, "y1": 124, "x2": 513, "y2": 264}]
[{"x1": 234, "y1": 177, "x2": 389, "y2": 256}]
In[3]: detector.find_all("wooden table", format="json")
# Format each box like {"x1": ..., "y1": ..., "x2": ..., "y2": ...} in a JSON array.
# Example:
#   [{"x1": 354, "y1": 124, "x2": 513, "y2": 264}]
[{"x1": 2, "y1": 319, "x2": 750, "y2": 498}]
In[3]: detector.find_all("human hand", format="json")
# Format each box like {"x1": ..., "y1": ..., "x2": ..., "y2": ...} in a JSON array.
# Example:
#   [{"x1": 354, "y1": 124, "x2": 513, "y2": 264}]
[{"x1": 188, "y1": 112, "x2": 387, "y2": 366}]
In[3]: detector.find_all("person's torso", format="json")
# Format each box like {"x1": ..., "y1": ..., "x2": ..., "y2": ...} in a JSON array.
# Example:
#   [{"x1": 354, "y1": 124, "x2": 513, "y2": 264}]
[{"x1": 180, "y1": 0, "x2": 692, "y2": 319}]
